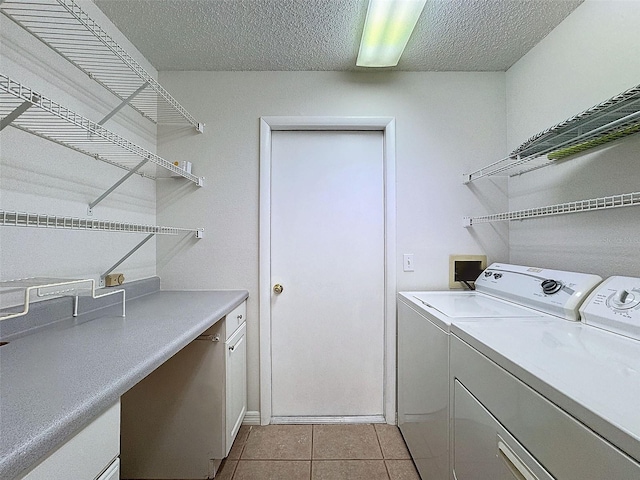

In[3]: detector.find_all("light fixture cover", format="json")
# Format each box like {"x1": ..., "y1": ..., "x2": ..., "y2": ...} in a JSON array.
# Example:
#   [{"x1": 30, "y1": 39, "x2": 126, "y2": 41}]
[{"x1": 357, "y1": 0, "x2": 427, "y2": 67}]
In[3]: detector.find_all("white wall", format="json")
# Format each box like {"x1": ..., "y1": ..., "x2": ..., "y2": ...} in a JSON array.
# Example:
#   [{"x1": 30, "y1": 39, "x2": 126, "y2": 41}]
[
  {"x1": 505, "y1": 0, "x2": 640, "y2": 278},
  {"x1": 0, "y1": 0, "x2": 158, "y2": 300},
  {"x1": 156, "y1": 71, "x2": 508, "y2": 413}
]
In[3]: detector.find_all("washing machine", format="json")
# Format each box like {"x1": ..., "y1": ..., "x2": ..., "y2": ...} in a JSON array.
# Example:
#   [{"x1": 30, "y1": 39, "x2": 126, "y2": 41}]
[
  {"x1": 397, "y1": 263, "x2": 602, "y2": 480},
  {"x1": 449, "y1": 275, "x2": 640, "y2": 479}
]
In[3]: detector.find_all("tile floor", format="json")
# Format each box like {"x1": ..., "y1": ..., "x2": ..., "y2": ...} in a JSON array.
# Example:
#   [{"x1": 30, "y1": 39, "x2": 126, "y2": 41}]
[{"x1": 215, "y1": 423, "x2": 420, "y2": 480}]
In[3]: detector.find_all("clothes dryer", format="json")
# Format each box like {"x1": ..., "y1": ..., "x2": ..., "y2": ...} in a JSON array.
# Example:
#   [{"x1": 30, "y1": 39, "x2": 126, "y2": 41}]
[{"x1": 449, "y1": 276, "x2": 640, "y2": 479}]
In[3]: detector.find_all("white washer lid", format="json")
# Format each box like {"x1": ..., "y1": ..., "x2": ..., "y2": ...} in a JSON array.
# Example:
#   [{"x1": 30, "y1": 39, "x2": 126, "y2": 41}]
[{"x1": 412, "y1": 292, "x2": 543, "y2": 318}]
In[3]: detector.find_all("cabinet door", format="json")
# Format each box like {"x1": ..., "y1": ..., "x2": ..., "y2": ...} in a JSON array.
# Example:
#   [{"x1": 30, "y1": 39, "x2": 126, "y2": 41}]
[
  {"x1": 225, "y1": 322, "x2": 247, "y2": 455},
  {"x1": 225, "y1": 301, "x2": 247, "y2": 339},
  {"x1": 21, "y1": 402, "x2": 120, "y2": 480}
]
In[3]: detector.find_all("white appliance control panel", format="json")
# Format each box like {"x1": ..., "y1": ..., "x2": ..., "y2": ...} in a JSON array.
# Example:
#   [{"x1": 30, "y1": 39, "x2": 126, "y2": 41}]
[
  {"x1": 580, "y1": 276, "x2": 640, "y2": 340},
  {"x1": 475, "y1": 263, "x2": 602, "y2": 321}
]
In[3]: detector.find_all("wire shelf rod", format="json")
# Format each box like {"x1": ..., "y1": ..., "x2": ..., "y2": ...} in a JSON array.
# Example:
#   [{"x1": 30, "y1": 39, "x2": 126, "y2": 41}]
[
  {"x1": 88, "y1": 157, "x2": 150, "y2": 212},
  {"x1": 0, "y1": 0, "x2": 203, "y2": 130},
  {"x1": 463, "y1": 192, "x2": 640, "y2": 227},
  {"x1": 101, "y1": 233, "x2": 155, "y2": 282},
  {"x1": 0, "y1": 210, "x2": 203, "y2": 237}
]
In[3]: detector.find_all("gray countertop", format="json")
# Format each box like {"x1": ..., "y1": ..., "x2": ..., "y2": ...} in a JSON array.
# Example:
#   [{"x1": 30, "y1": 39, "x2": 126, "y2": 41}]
[{"x1": 0, "y1": 289, "x2": 248, "y2": 480}]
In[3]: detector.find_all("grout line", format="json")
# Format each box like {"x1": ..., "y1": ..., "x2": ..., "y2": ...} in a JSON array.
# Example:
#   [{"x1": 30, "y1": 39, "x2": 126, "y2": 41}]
[
  {"x1": 373, "y1": 423, "x2": 386, "y2": 459},
  {"x1": 374, "y1": 425, "x2": 392, "y2": 479},
  {"x1": 383, "y1": 459, "x2": 393, "y2": 480},
  {"x1": 240, "y1": 425, "x2": 252, "y2": 458},
  {"x1": 230, "y1": 425, "x2": 252, "y2": 479},
  {"x1": 310, "y1": 424, "x2": 315, "y2": 479}
]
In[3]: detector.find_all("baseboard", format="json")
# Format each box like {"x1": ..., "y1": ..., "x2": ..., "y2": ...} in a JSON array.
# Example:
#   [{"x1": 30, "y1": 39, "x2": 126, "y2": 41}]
[
  {"x1": 242, "y1": 411, "x2": 261, "y2": 425},
  {"x1": 242, "y1": 412, "x2": 391, "y2": 425},
  {"x1": 270, "y1": 415, "x2": 386, "y2": 424}
]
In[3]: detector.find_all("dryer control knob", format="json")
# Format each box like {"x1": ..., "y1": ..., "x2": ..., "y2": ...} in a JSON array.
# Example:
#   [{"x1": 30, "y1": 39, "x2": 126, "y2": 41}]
[{"x1": 611, "y1": 289, "x2": 637, "y2": 309}]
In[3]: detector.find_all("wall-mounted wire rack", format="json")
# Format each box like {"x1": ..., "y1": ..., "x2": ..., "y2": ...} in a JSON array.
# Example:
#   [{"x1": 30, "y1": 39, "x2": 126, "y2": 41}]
[
  {"x1": 0, "y1": 74, "x2": 203, "y2": 183},
  {"x1": 1, "y1": 210, "x2": 204, "y2": 284},
  {"x1": 0, "y1": 74, "x2": 204, "y2": 210},
  {"x1": 463, "y1": 191, "x2": 640, "y2": 227},
  {"x1": 463, "y1": 84, "x2": 640, "y2": 184},
  {"x1": 0, "y1": 277, "x2": 125, "y2": 321},
  {"x1": 0, "y1": 0, "x2": 203, "y2": 131}
]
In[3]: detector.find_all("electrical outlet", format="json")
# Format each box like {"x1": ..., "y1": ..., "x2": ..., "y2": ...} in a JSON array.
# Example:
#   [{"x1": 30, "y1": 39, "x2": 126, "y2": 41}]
[{"x1": 403, "y1": 254, "x2": 414, "y2": 272}]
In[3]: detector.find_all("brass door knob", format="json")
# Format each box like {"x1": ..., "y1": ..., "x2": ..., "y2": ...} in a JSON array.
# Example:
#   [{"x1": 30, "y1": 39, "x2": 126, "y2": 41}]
[{"x1": 273, "y1": 284, "x2": 284, "y2": 295}]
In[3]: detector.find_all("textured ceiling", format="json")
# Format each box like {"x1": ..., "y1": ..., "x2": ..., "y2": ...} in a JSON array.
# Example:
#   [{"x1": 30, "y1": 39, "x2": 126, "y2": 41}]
[{"x1": 93, "y1": 0, "x2": 584, "y2": 72}]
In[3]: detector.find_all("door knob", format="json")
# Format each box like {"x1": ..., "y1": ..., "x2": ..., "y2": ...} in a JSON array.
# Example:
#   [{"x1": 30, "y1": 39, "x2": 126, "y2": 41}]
[{"x1": 273, "y1": 284, "x2": 284, "y2": 295}]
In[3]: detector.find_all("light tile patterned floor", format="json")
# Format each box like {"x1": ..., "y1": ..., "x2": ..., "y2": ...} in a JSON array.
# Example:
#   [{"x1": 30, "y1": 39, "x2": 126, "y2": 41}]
[{"x1": 216, "y1": 423, "x2": 420, "y2": 480}]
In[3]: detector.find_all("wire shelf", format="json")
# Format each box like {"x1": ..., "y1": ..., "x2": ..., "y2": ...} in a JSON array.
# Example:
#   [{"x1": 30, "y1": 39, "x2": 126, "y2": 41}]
[
  {"x1": 0, "y1": 74, "x2": 204, "y2": 184},
  {"x1": 463, "y1": 85, "x2": 640, "y2": 183},
  {"x1": 0, "y1": 210, "x2": 202, "y2": 236},
  {"x1": 463, "y1": 192, "x2": 640, "y2": 227},
  {"x1": 0, "y1": 0, "x2": 203, "y2": 130},
  {"x1": 0, "y1": 277, "x2": 125, "y2": 321}
]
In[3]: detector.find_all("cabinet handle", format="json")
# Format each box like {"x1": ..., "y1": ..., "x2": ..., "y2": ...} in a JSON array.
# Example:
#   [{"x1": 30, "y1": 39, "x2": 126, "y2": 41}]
[
  {"x1": 497, "y1": 437, "x2": 538, "y2": 480},
  {"x1": 237, "y1": 314, "x2": 243, "y2": 320},
  {"x1": 228, "y1": 331, "x2": 245, "y2": 353}
]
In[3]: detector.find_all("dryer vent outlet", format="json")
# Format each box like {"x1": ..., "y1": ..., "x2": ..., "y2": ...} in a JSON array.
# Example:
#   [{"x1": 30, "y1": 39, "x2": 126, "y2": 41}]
[{"x1": 449, "y1": 255, "x2": 487, "y2": 289}]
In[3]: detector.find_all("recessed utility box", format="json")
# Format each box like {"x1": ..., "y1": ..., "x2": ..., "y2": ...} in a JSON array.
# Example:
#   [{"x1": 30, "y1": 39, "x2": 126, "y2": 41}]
[{"x1": 449, "y1": 255, "x2": 487, "y2": 289}]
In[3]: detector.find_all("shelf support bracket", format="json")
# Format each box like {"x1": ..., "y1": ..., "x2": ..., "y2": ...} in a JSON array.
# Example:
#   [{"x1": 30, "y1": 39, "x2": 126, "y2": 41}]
[
  {"x1": 98, "y1": 82, "x2": 149, "y2": 126},
  {"x1": 89, "y1": 157, "x2": 150, "y2": 214},
  {"x1": 0, "y1": 98, "x2": 37, "y2": 131},
  {"x1": 101, "y1": 233, "x2": 155, "y2": 286}
]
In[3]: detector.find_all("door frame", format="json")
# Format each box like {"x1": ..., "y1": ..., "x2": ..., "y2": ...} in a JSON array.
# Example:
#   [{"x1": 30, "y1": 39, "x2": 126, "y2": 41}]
[{"x1": 259, "y1": 116, "x2": 397, "y2": 425}]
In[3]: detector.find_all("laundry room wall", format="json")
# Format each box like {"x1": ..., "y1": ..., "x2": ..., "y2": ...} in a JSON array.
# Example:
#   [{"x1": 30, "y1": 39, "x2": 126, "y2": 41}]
[
  {"x1": 505, "y1": 0, "x2": 640, "y2": 278},
  {"x1": 0, "y1": 0, "x2": 158, "y2": 299},
  {"x1": 155, "y1": 71, "x2": 508, "y2": 415}
]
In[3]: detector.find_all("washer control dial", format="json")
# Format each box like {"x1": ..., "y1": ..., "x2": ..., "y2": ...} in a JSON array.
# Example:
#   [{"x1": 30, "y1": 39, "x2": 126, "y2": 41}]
[{"x1": 541, "y1": 279, "x2": 562, "y2": 295}]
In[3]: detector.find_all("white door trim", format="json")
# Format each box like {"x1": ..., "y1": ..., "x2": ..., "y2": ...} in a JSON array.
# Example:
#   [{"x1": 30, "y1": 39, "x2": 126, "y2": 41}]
[{"x1": 259, "y1": 116, "x2": 397, "y2": 425}]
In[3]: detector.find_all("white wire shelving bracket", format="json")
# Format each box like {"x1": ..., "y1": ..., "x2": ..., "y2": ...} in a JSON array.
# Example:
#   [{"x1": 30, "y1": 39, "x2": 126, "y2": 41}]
[
  {"x1": 0, "y1": 277, "x2": 125, "y2": 321},
  {"x1": 0, "y1": 210, "x2": 204, "y2": 286},
  {"x1": 463, "y1": 85, "x2": 640, "y2": 184},
  {"x1": 463, "y1": 191, "x2": 640, "y2": 228},
  {"x1": 0, "y1": 75, "x2": 205, "y2": 210},
  {"x1": 0, "y1": 0, "x2": 204, "y2": 132}
]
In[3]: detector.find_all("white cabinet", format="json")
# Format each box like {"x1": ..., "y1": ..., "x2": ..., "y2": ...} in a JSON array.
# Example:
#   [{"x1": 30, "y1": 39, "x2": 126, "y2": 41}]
[
  {"x1": 21, "y1": 402, "x2": 120, "y2": 480},
  {"x1": 121, "y1": 301, "x2": 248, "y2": 479},
  {"x1": 226, "y1": 321, "x2": 247, "y2": 453}
]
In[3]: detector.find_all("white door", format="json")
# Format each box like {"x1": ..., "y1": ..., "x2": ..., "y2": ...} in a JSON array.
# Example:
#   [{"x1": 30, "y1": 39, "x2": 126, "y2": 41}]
[{"x1": 270, "y1": 130, "x2": 385, "y2": 419}]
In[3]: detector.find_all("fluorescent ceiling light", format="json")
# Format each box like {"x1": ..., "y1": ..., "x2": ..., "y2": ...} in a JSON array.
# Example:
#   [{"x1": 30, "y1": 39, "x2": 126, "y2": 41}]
[{"x1": 357, "y1": 0, "x2": 427, "y2": 67}]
